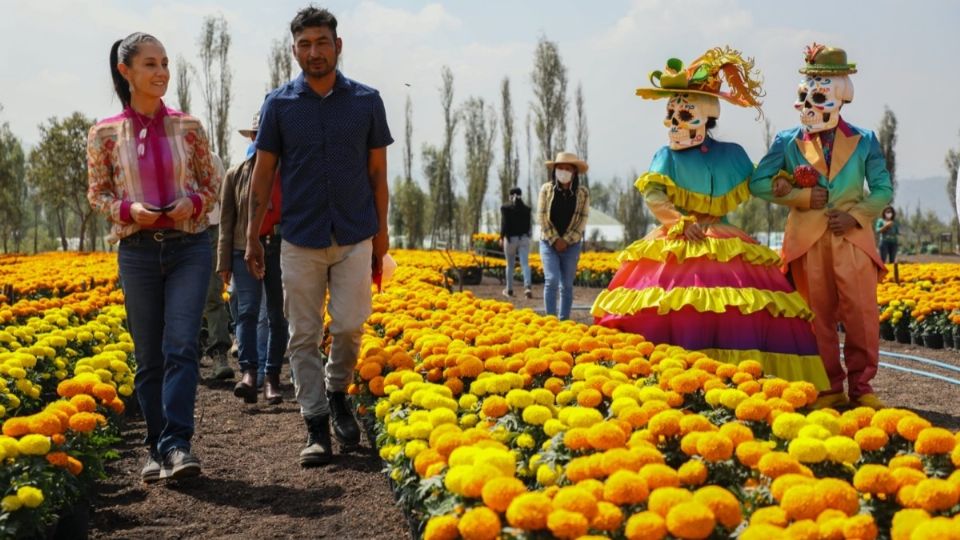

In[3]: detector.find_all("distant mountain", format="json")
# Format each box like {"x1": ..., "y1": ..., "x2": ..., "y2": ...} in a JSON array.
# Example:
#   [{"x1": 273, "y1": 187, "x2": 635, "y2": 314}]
[{"x1": 894, "y1": 177, "x2": 956, "y2": 222}]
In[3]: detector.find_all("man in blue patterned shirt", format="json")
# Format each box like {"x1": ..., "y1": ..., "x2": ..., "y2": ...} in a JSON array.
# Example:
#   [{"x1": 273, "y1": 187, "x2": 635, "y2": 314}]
[{"x1": 245, "y1": 6, "x2": 392, "y2": 467}]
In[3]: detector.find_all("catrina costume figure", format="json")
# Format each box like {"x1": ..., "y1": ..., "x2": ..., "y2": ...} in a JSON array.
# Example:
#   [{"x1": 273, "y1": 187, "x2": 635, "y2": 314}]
[{"x1": 592, "y1": 47, "x2": 828, "y2": 390}]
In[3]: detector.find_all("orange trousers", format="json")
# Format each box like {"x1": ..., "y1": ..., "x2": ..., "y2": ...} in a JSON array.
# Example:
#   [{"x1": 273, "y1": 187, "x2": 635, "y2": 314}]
[{"x1": 789, "y1": 232, "x2": 880, "y2": 398}]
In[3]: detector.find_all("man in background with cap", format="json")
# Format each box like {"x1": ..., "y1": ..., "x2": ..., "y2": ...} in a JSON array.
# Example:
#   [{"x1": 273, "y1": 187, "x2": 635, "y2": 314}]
[
  {"x1": 751, "y1": 43, "x2": 893, "y2": 410},
  {"x1": 217, "y1": 113, "x2": 286, "y2": 406},
  {"x1": 500, "y1": 186, "x2": 533, "y2": 299}
]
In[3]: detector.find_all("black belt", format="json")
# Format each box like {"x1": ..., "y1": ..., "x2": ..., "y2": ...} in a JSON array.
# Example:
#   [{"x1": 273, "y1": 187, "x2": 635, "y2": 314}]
[{"x1": 135, "y1": 229, "x2": 189, "y2": 242}]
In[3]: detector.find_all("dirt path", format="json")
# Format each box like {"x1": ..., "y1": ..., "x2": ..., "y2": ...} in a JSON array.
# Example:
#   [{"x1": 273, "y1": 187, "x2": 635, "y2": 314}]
[{"x1": 88, "y1": 274, "x2": 960, "y2": 538}]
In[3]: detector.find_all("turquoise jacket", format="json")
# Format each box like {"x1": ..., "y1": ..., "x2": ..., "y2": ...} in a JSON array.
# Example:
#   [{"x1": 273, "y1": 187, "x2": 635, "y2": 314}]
[{"x1": 750, "y1": 118, "x2": 893, "y2": 270}]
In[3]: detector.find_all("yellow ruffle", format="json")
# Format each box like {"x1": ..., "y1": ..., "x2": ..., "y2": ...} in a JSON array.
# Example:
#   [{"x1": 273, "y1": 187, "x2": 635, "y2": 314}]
[
  {"x1": 591, "y1": 286, "x2": 814, "y2": 321},
  {"x1": 694, "y1": 349, "x2": 829, "y2": 390},
  {"x1": 636, "y1": 171, "x2": 751, "y2": 217},
  {"x1": 617, "y1": 237, "x2": 782, "y2": 266}
]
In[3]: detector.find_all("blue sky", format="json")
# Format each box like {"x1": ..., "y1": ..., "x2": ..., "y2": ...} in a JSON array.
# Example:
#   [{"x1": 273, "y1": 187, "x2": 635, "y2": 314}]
[{"x1": 2, "y1": 0, "x2": 959, "y2": 197}]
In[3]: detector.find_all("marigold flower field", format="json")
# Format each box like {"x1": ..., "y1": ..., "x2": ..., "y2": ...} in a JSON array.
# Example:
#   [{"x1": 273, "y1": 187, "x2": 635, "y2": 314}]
[{"x1": 1, "y1": 250, "x2": 959, "y2": 539}]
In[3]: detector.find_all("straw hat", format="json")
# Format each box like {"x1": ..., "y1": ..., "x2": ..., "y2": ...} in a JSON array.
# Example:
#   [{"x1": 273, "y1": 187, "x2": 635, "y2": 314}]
[
  {"x1": 545, "y1": 151, "x2": 588, "y2": 174},
  {"x1": 238, "y1": 111, "x2": 260, "y2": 137},
  {"x1": 635, "y1": 46, "x2": 764, "y2": 112}
]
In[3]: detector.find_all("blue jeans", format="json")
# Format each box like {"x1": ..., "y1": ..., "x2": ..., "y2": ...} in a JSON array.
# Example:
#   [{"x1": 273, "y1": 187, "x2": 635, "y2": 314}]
[
  {"x1": 118, "y1": 230, "x2": 210, "y2": 457},
  {"x1": 231, "y1": 235, "x2": 287, "y2": 375},
  {"x1": 541, "y1": 240, "x2": 582, "y2": 320},
  {"x1": 504, "y1": 235, "x2": 532, "y2": 292}
]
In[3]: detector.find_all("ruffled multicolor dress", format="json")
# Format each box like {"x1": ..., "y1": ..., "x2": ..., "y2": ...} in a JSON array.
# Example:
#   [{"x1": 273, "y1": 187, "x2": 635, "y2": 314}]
[{"x1": 592, "y1": 139, "x2": 828, "y2": 388}]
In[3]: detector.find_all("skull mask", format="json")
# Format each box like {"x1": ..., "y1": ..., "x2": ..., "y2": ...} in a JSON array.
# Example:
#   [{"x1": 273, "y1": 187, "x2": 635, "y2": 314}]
[
  {"x1": 795, "y1": 75, "x2": 854, "y2": 134},
  {"x1": 664, "y1": 93, "x2": 719, "y2": 150}
]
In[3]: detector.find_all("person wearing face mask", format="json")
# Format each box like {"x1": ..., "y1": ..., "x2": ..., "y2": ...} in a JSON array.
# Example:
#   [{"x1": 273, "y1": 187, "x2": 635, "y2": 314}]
[
  {"x1": 751, "y1": 44, "x2": 893, "y2": 411},
  {"x1": 87, "y1": 32, "x2": 220, "y2": 482},
  {"x1": 593, "y1": 47, "x2": 828, "y2": 394},
  {"x1": 875, "y1": 206, "x2": 899, "y2": 264},
  {"x1": 538, "y1": 153, "x2": 590, "y2": 320},
  {"x1": 500, "y1": 187, "x2": 533, "y2": 298}
]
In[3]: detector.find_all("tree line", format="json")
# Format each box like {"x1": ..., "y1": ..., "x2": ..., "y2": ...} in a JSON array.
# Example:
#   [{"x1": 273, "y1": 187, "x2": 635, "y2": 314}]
[{"x1": 1, "y1": 18, "x2": 957, "y2": 253}]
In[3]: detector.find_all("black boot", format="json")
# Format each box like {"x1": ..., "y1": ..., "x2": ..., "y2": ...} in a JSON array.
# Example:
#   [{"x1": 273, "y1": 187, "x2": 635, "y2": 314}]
[
  {"x1": 328, "y1": 391, "x2": 361, "y2": 451},
  {"x1": 300, "y1": 415, "x2": 332, "y2": 467},
  {"x1": 233, "y1": 370, "x2": 258, "y2": 403}
]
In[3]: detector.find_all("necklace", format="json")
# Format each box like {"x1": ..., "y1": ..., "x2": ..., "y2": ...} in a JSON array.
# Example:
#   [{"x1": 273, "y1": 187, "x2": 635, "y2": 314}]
[{"x1": 130, "y1": 109, "x2": 160, "y2": 157}]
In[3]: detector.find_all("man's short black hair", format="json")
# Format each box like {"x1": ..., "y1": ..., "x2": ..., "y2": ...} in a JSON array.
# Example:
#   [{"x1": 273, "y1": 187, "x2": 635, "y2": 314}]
[
  {"x1": 291, "y1": 5, "x2": 338, "y2": 38},
  {"x1": 509, "y1": 187, "x2": 522, "y2": 196}
]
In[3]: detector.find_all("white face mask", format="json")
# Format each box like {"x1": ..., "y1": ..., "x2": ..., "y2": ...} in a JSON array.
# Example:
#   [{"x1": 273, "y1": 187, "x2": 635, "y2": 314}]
[
  {"x1": 664, "y1": 93, "x2": 719, "y2": 150},
  {"x1": 555, "y1": 169, "x2": 574, "y2": 185},
  {"x1": 795, "y1": 75, "x2": 853, "y2": 134}
]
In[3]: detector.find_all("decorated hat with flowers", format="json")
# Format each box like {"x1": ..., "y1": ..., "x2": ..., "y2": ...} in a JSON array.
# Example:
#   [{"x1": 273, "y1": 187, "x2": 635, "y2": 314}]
[
  {"x1": 635, "y1": 46, "x2": 764, "y2": 112},
  {"x1": 799, "y1": 43, "x2": 857, "y2": 75}
]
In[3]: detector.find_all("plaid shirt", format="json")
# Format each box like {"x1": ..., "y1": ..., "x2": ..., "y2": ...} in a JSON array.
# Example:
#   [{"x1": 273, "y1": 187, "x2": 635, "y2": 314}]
[{"x1": 537, "y1": 182, "x2": 590, "y2": 244}]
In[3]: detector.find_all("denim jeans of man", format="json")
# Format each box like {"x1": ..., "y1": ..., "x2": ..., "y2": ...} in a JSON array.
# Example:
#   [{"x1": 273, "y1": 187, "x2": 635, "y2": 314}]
[
  {"x1": 540, "y1": 239, "x2": 582, "y2": 320},
  {"x1": 232, "y1": 236, "x2": 287, "y2": 376},
  {"x1": 119, "y1": 231, "x2": 210, "y2": 457},
  {"x1": 504, "y1": 235, "x2": 532, "y2": 293},
  {"x1": 202, "y1": 225, "x2": 231, "y2": 355},
  {"x1": 281, "y1": 237, "x2": 372, "y2": 418}
]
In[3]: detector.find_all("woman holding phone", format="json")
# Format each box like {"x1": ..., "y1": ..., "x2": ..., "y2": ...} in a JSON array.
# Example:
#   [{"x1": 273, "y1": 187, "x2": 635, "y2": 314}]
[{"x1": 87, "y1": 32, "x2": 220, "y2": 483}]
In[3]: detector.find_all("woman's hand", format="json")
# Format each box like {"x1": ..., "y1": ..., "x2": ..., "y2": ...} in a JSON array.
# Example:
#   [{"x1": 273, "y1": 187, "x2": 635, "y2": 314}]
[
  {"x1": 218, "y1": 270, "x2": 231, "y2": 284},
  {"x1": 772, "y1": 177, "x2": 792, "y2": 197},
  {"x1": 130, "y1": 202, "x2": 162, "y2": 226},
  {"x1": 554, "y1": 238, "x2": 568, "y2": 252},
  {"x1": 164, "y1": 197, "x2": 194, "y2": 222},
  {"x1": 683, "y1": 221, "x2": 706, "y2": 243}
]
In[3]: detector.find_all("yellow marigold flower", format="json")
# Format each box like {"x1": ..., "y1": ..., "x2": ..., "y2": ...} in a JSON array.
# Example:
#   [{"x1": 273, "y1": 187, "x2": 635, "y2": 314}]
[
  {"x1": 912, "y1": 478, "x2": 959, "y2": 513},
  {"x1": 481, "y1": 476, "x2": 526, "y2": 513},
  {"x1": 624, "y1": 511, "x2": 666, "y2": 540},
  {"x1": 750, "y1": 506, "x2": 788, "y2": 527},
  {"x1": 1, "y1": 495, "x2": 22, "y2": 512},
  {"x1": 521, "y1": 404, "x2": 552, "y2": 426},
  {"x1": 823, "y1": 436, "x2": 861, "y2": 464},
  {"x1": 423, "y1": 515, "x2": 459, "y2": 540},
  {"x1": 546, "y1": 509, "x2": 588, "y2": 540},
  {"x1": 841, "y1": 514, "x2": 877, "y2": 540},
  {"x1": 870, "y1": 408, "x2": 913, "y2": 435},
  {"x1": 16, "y1": 486, "x2": 43, "y2": 508},
  {"x1": 458, "y1": 506, "x2": 500, "y2": 540},
  {"x1": 909, "y1": 517, "x2": 960, "y2": 540},
  {"x1": 590, "y1": 501, "x2": 623, "y2": 532},
  {"x1": 915, "y1": 427, "x2": 956, "y2": 455},
  {"x1": 647, "y1": 486, "x2": 693, "y2": 517},
  {"x1": 771, "y1": 412, "x2": 807, "y2": 440},
  {"x1": 666, "y1": 501, "x2": 716, "y2": 540},
  {"x1": 506, "y1": 492, "x2": 552, "y2": 531},
  {"x1": 648, "y1": 409, "x2": 683, "y2": 439},
  {"x1": 693, "y1": 485, "x2": 742, "y2": 529},
  {"x1": 587, "y1": 422, "x2": 627, "y2": 450},
  {"x1": 889, "y1": 455, "x2": 924, "y2": 471},
  {"x1": 757, "y1": 451, "x2": 805, "y2": 479},
  {"x1": 788, "y1": 437, "x2": 827, "y2": 464},
  {"x1": 639, "y1": 463, "x2": 679, "y2": 490},
  {"x1": 506, "y1": 389, "x2": 534, "y2": 409},
  {"x1": 0, "y1": 436, "x2": 19, "y2": 459},
  {"x1": 678, "y1": 460, "x2": 708, "y2": 487},
  {"x1": 428, "y1": 407, "x2": 457, "y2": 428},
  {"x1": 719, "y1": 388, "x2": 750, "y2": 410},
  {"x1": 797, "y1": 424, "x2": 832, "y2": 440},
  {"x1": 891, "y1": 509, "x2": 930, "y2": 540},
  {"x1": 603, "y1": 470, "x2": 648, "y2": 505},
  {"x1": 678, "y1": 414, "x2": 713, "y2": 435},
  {"x1": 780, "y1": 484, "x2": 826, "y2": 521},
  {"x1": 854, "y1": 427, "x2": 889, "y2": 451},
  {"x1": 853, "y1": 464, "x2": 898, "y2": 495},
  {"x1": 696, "y1": 432, "x2": 734, "y2": 462},
  {"x1": 740, "y1": 524, "x2": 785, "y2": 540},
  {"x1": 816, "y1": 478, "x2": 860, "y2": 516},
  {"x1": 16, "y1": 433, "x2": 51, "y2": 455},
  {"x1": 552, "y1": 486, "x2": 598, "y2": 521}
]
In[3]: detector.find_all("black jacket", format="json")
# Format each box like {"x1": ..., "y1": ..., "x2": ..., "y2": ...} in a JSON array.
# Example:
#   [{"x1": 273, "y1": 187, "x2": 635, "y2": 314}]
[{"x1": 500, "y1": 202, "x2": 531, "y2": 238}]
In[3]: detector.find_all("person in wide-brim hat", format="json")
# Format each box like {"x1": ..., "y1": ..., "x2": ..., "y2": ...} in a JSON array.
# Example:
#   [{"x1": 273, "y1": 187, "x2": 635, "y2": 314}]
[
  {"x1": 545, "y1": 151, "x2": 588, "y2": 174},
  {"x1": 634, "y1": 46, "x2": 764, "y2": 111},
  {"x1": 799, "y1": 43, "x2": 857, "y2": 75},
  {"x1": 238, "y1": 112, "x2": 260, "y2": 138}
]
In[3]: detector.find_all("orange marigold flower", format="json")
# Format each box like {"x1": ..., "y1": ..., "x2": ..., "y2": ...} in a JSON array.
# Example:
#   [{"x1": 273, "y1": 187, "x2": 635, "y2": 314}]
[
  {"x1": 56, "y1": 379, "x2": 83, "y2": 398},
  {"x1": 27, "y1": 412, "x2": 62, "y2": 436},
  {"x1": 563, "y1": 428, "x2": 591, "y2": 452},
  {"x1": 590, "y1": 501, "x2": 623, "y2": 532},
  {"x1": 678, "y1": 460, "x2": 708, "y2": 487},
  {"x1": 46, "y1": 451, "x2": 70, "y2": 467},
  {"x1": 785, "y1": 519, "x2": 820, "y2": 540},
  {"x1": 914, "y1": 427, "x2": 956, "y2": 455},
  {"x1": 423, "y1": 515, "x2": 460, "y2": 540},
  {"x1": 648, "y1": 409, "x2": 683, "y2": 439},
  {"x1": 603, "y1": 470, "x2": 648, "y2": 505},
  {"x1": 853, "y1": 464, "x2": 898, "y2": 495},
  {"x1": 70, "y1": 394, "x2": 97, "y2": 413},
  {"x1": 647, "y1": 486, "x2": 693, "y2": 517},
  {"x1": 506, "y1": 492, "x2": 552, "y2": 531},
  {"x1": 736, "y1": 440, "x2": 773, "y2": 468},
  {"x1": 552, "y1": 486, "x2": 598, "y2": 521},
  {"x1": 414, "y1": 448, "x2": 446, "y2": 477},
  {"x1": 639, "y1": 463, "x2": 679, "y2": 490},
  {"x1": 841, "y1": 514, "x2": 877, "y2": 540},
  {"x1": 911, "y1": 478, "x2": 959, "y2": 513},
  {"x1": 68, "y1": 411, "x2": 99, "y2": 433},
  {"x1": 458, "y1": 506, "x2": 500, "y2": 540},
  {"x1": 546, "y1": 509, "x2": 588, "y2": 540},
  {"x1": 2, "y1": 417, "x2": 30, "y2": 438},
  {"x1": 750, "y1": 506, "x2": 788, "y2": 527},
  {"x1": 854, "y1": 427, "x2": 889, "y2": 452},
  {"x1": 666, "y1": 501, "x2": 716, "y2": 540},
  {"x1": 624, "y1": 511, "x2": 667, "y2": 540},
  {"x1": 780, "y1": 484, "x2": 826, "y2": 521},
  {"x1": 888, "y1": 455, "x2": 924, "y2": 471},
  {"x1": 696, "y1": 432, "x2": 734, "y2": 462},
  {"x1": 719, "y1": 422, "x2": 754, "y2": 447},
  {"x1": 481, "y1": 476, "x2": 526, "y2": 513},
  {"x1": 870, "y1": 409, "x2": 912, "y2": 435},
  {"x1": 66, "y1": 456, "x2": 83, "y2": 476},
  {"x1": 92, "y1": 382, "x2": 118, "y2": 403},
  {"x1": 770, "y1": 473, "x2": 815, "y2": 502},
  {"x1": 816, "y1": 478, "x2": 860, "y2": 516},
  {"x1": 693, "y1": 485, "x2": 742, "y2": 529},
  {"x1": 577, "y1": 388, "x2": 603, "y2": 408},
  {"x1": 890, "y1": 509, "x2": 930, "y2": 540},
  {"x1": 757, "y1": 451, "x2": 805, "y2": 479},
  {"x1": 586, "y1": 421, "x2": 626, "y2": 451},
  {"x1": 481, "y1": 396, "x2": 508, "y2": 418}
]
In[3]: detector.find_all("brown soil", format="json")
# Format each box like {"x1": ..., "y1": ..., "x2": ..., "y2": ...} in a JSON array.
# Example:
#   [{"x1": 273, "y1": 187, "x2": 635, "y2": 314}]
[{"x1": 88, "y1": 273, "x2": 960, "y2": 538}]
